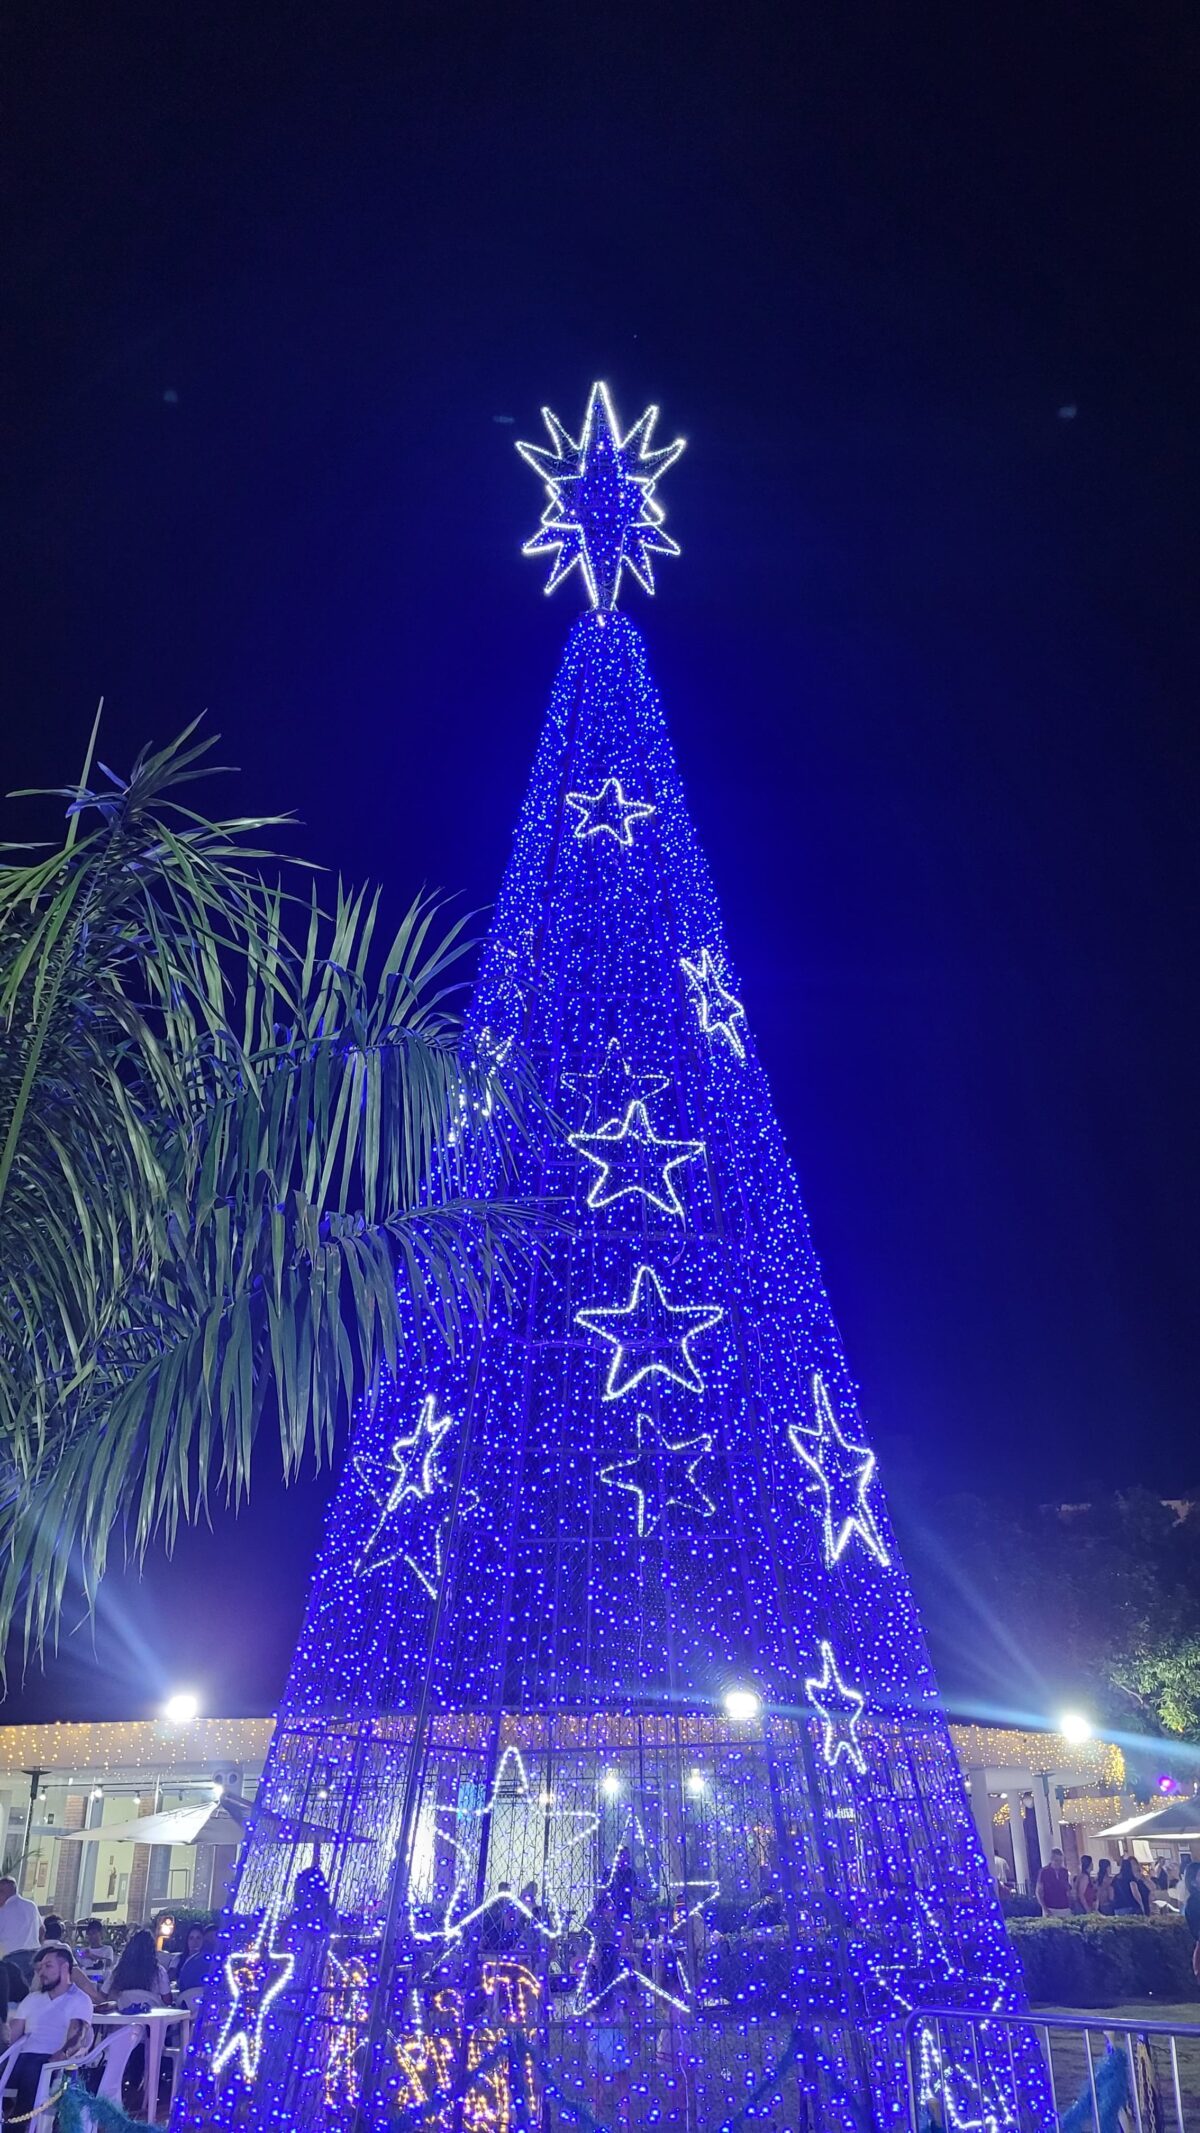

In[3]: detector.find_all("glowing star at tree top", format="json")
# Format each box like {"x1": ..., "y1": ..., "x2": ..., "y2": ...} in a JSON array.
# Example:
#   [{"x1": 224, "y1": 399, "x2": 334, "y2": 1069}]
[{"x1": 517, "y1": 382, "x2": 685, "y2": 610}]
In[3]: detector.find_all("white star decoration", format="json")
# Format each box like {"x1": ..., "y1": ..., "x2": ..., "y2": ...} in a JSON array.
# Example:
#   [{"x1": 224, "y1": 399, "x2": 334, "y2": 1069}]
[
  {"x1": 599, "y1": 1412, "x2": 716, "y2": 1537},
  {"x1": 565, "y1": 776, "x2": 656, "y2": 847},
  {"x1": 575, "y1": 1263, "x2": 724, "y2": 1401},
  {"x1": 569, "y1": 1101, "x2": 704, "y2": 1217},
  {"x1": 680, "y1": 947, "x2": 746, "y2": 1059},
  {"x1": 417, "y1": 1747, "x2": 599, "y2": 1949},
  {"x1": 867, "y1": 1891, "x2": 1010, "y2": 2018},
  {"x1": 805, "y1": 1639, "x2": 867, "y2": 1773},
  {"x1": 354, "y1": 1396, "x2": 475, "y2": 1594},
  {"x1": 788, "y1": 1371, "x2": 890, "y2": 1569},
  {"x1": 212, "y1": 1915, "x2": 294, "y2": 2080},
  {"x1": 517, "y1": 381, "x2": 685, "y2": 611},
  {"x1": 561, "y1": 1038, "x2": 670, "y2": 1126},
  {"x1": 572, "y1": 1807, "x2": 718, "y2": 2017}
]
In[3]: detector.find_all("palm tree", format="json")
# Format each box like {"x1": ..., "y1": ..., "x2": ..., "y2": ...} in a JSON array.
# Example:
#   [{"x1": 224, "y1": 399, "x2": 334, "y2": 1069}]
[{"x1": 0, "y1": 718, "x2": 542, "y2": 1661}]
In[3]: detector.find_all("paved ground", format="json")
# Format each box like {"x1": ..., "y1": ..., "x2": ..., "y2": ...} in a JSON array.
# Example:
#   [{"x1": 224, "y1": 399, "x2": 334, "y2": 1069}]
[{"x1": 1032, "y1": 2002, "x2": 1200, "y2": 2124}]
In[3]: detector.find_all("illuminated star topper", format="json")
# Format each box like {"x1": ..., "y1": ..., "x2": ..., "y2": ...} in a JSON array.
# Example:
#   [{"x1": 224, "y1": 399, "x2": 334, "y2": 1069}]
[{"x1": 517, "y1": 381, "x2": 685, "y2": 610}]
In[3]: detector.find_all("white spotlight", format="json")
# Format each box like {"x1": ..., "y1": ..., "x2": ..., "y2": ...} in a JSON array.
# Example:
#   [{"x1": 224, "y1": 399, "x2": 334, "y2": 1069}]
[
  {"x1": 686, "y1": 1768, "x2": 706, "y2": 1795},
  {"x1": 723, "y1": 1687, "x2": 761, "y2": 1722},
  {"x1": 162, "y1": 1690, "x2": 199, "y2": 1725},
  {"x1": 601, "y1": 1771, "x2": 622, "y2": 1797},
  {"x1": 1058, "y1": 1711, "x2": 1093, "y2": 1746}
]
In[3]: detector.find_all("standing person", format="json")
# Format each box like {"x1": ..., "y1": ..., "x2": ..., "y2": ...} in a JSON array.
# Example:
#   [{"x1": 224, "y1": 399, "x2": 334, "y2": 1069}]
[
  {"x1": 1183, "y1": 1860, "x2": 1200, "y2": 1943},
  {"x1": 4, "y1": 1941, "x2": 93, "y2": 2122},
  {"x1": 1035, "y1": 1848, "x2": 1072, "y2": 1918},
  {"x1": 1111, "y1": 1858, "x2": 1149, "y2": 1916},
  {"x1": 1073, "y1": 1856, "x2": 1098, "y2": 1913},
  {"x1": 1094, "y1": 1859, "x2": 1115, "y2": 1913},
  {"x1": 0, "y1": 1878, "x2": 42, "y2": 1987}
]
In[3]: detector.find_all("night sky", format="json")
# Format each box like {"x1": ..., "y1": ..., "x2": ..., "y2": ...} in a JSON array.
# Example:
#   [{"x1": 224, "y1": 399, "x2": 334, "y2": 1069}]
[{"x1": 4, "y1": 5, "x2": 1198, "y2": 1721}]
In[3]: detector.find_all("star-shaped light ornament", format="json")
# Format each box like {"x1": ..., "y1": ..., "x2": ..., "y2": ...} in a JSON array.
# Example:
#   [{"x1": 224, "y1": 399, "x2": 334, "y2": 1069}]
[
  {"x1": 212, "y1": 1919, "x2": 295, "y2": 2082},
  {"x1": 789, "y1": 1371, "x2": 890, "y2": 1570},
  {"x1": 566, "y1": 776, "x2": 655, "y2": 848},
  {"x1": 354, "y1": 1396, "x2": 476, "y2": 1595},
  {"x1": 575, "y1": 1263, "x2": 724, "y2": 1401},
  {"x1": 569, "y1": 1101, "x2": 704, "y2": 1218},
  {"x1": 418, "y1": 1747, "x2": 599, "y2": 1949},
  {"x1": 517, "y1": 381, "x2": 685, "y2": 610},
  {"x1": 680, "y1": 947, "x2": 747, "y2": 1060},
  {"x1": 561, "y1": 1038, "x2": 670, "y2": 1127},
  {"x1": 600, "y1": 1413, "x2": 716, "y2": 1538},
  {"x1": 805, "y1": 1639, "x2": 868, "y2": 1774},
  {"x1": 573, "y1": 1808, "x2": 718, "y2": 2017},
  {"x1": 866, "y1": 1892, "x2": 1010, "y2": 2020}
]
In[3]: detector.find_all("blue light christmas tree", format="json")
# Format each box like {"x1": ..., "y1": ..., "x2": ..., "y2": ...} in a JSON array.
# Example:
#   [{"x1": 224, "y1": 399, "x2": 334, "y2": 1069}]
[{"x1": 175, "y1": 383, "x2": 1053, "y2": 2133}]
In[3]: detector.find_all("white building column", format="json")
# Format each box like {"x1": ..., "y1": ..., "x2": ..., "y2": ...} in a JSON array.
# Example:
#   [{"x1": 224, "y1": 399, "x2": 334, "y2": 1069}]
[
  {"x1": 1008, "y1": 1791, "x2": 1031, "y2": 1893},
  {"x1": 1031, "y1": 1772, "x2": 1058, "y2": 1872},
  {"x1": 966, "y1": 1768, "x2": 996, "y2": 1870}
]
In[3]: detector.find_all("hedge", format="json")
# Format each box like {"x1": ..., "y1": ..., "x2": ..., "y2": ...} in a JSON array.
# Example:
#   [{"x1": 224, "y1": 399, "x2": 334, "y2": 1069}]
[{"x1": 1007, "y1": 1915, "x2": 1200, "y2": 2007}]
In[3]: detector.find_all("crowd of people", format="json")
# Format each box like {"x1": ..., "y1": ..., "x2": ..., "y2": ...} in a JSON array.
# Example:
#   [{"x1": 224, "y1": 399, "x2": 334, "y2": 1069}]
[
  {"x1": 1032, "y1": 1846, "x2": 1200, "y2": 1923},
  {"x1": 0, "y1": 1879, "x2": 219, "y2": 2119}
]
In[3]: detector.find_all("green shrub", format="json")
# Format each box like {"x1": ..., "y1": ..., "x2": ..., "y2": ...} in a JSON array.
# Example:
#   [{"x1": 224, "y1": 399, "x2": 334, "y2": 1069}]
[{"x1": 1007, "y1": 1915, "x2": 1199, "y2": 2006}]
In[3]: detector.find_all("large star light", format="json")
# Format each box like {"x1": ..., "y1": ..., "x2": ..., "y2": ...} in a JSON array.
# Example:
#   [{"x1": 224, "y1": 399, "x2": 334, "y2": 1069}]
[
  {"x1": 517, "y1": 381, "x2": 685, "y2": 610},
  {"x1": 212, "y1": 1917, "x2": 295, "y2": 2081},
  {"x1": 805, "y1": 1639, "x2": 868, "y2": 1773},
  {"x1": 569, "y1": 1100, "x2": 704, "y2": 1217},
  {"x1": 354, "y1": 1395, "x2": 475, "y2": 1594},
  {"x1": 680, "y1": 947, "x2": 747, "y2": 1059},
  {"x1": 419, "y1": 1746, "x2": 599, "y2": 1948},
  {"x1": 575, "y1": 1263, "x2": 723, "y2": 1400},
  {"x1": 565, "y1": 776, "x2": 656, "y2": 847},
  {"x1": 788, "y1": 1371, "x2": 890, "y2": 1569}
]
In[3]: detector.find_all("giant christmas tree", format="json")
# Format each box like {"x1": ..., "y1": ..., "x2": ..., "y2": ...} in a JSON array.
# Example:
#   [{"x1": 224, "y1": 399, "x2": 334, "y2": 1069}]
[{"x1": 176, "y1": 386, "x2": 1051, "y2": 2133}]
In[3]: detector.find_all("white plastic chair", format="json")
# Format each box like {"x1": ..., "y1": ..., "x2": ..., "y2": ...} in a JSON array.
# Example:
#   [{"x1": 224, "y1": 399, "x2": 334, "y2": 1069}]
[{"x1": 0, "y1": 2026, "x2": 111, "y2": 2122}]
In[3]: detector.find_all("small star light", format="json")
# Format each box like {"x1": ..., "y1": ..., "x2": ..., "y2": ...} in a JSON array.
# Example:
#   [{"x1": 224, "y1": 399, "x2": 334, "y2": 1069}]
[
  {"x1": 805, "y1": 1639, "x2": 867, "y2": 1774},
  {"x1": 569, "y1": 1100, "x2": 704, "y2": 1217},
  {"x1": 565, "y1": 776, "x2": 656, "y2": 847},
  {"x1": 788, "y1": 1371, "x2": 890, "y2": 1569},
  {"x1": 212, "y1": 1919, "x2": 294, "y2": 2081},
  {"x1": 680, "y1": 947, "x2": 747, "y2": 1059},
  {"x1": 575, "y1": 1263, "x2": 724, "y2": 1401},
  {"x1": 599, "y1": 1412, "x2": 715, "y2": 1537},
  {"x1": 355, "y1": 1395, "x2": 475, "y2": 1594},
  {"x1": 517, "y1": 381, "x2": 685, "y2": 610},
  {"x1": 561, "y1": 1038, "x2": 670, "y2": 1126}
]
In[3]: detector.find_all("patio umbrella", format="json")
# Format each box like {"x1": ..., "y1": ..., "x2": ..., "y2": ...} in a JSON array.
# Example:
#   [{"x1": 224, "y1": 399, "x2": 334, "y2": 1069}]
[
  {"x1": 1095, "y1": 1798, "x2": 1200, "y2": 1841},
  {"x1": 58, "y1": 1802, "x2": 245, "y2": 1847}
]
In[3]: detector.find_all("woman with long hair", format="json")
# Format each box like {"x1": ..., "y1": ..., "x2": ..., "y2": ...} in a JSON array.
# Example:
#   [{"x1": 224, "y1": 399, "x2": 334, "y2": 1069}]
[
  {"x1": 1094, "y1": 1858, "x2": 1115, "y2": 1914},
  {"x1": 107, "y1": 1928, "x2": 169, "y2": 2011}
]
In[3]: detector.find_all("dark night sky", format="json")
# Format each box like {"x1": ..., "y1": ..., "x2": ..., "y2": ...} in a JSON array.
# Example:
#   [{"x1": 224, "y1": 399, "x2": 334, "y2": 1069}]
[{"x1": 3, "y1": 4, "x2": 1198, "y2": 1722}]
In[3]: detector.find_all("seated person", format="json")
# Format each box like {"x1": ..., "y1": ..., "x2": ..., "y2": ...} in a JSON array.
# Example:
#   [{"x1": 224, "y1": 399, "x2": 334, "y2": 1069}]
[
  {"x1": 75, "y1": 1919, "x2": 115, "y2": 1987},
  {"x1": 5, "y1": 1942, "x2": 93, "y2": 2120},
  {"x1": 106, "y1": 1929, "x2": 170, "y2": 2010},
  {"x1": 175, "y1": 1924, "x2": 216, "y2": 1993}
]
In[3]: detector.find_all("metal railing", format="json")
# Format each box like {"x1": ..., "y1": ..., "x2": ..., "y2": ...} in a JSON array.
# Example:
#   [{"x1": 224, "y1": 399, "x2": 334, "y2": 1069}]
[{"x1": 904, "y1": 2004, "x2": 1200, "y2": 2133}]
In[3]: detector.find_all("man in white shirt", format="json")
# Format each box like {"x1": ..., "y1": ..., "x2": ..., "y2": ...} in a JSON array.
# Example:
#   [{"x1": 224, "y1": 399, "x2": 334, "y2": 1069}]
[
  {"x1": 7, "y1": 1942, "x2": 93, "y2": 2117},
  {"x1": 0, "y1": 1880, "x2": 41, "y2": 1959}
]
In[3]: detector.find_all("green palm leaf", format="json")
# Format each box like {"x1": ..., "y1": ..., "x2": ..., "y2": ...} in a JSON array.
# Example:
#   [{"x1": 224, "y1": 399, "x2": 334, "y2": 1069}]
[{"x1": 0, "y1": 725, "x2": 548, "y2": 1662}]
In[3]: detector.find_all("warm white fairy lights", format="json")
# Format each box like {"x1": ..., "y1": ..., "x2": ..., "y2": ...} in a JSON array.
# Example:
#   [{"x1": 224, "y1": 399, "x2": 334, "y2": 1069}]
[
  {"x1": 575, "y1": 1262, "x2": 724, "y2": 1400},
  {"x1": 788, "y1": 1370, "x2": 890, "y2": 1569},
  {"x1": 517, "y1": 380, "x2": 684, "y2": 609},
  {"x1": 679, "y1": 945, "x2": 747, "y2": 1058},
  {"x1": 565, "y1": 775, "x2": 656, "y2": 846},
  {"x1": 599, "y1": 1411, "x2": 715, "y2": 1537},
  {"x1": 805, "y1": 1639, "x2": 868, "y2": 1773},
  {"x1": 568, "y1": 1100, "x2": 703, "y2": 1216}
]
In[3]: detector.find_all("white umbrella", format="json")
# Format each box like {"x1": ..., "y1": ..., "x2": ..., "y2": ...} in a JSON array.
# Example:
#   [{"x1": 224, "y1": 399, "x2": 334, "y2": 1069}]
[
  {"x1": 1095, "y1": 1799, "x2": 1200, "y2": 1841},
  {"x1": 58, "y1": 1802, "x2": 245, "y2": 1847}
]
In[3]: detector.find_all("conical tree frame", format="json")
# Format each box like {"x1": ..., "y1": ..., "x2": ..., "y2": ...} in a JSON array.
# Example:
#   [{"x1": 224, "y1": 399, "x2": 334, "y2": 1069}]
[{"x1": 175, "y1": 560, "x2": 1052, "y2": 2132}]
